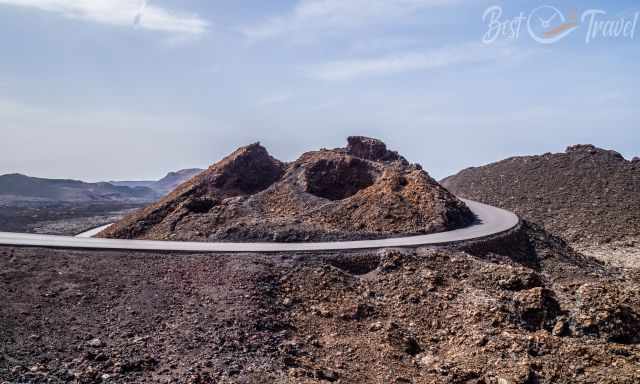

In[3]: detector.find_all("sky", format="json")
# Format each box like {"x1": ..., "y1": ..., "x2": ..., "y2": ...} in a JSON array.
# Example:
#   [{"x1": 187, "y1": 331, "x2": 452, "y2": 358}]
[{"x1": 0, "y1": 0, "x2": 638, "y2": 182}]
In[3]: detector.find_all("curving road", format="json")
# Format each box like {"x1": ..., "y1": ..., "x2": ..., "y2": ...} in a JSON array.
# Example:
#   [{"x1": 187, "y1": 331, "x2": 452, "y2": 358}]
[
  {"x1": 0, "y1": 199, "x2": 518, "y2": 253},
  {"x1": 75, "y1": 224, "x2": 113, "y2": 238}
]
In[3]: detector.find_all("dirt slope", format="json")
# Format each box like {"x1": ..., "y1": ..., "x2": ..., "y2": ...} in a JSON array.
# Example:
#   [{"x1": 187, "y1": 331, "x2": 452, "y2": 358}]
[
  {"x1": 441, "y1": 144, "x2": 640, "y2": 247},
  {"x1": 100, "y1": 137, "x2": 473, "y2": 242}
]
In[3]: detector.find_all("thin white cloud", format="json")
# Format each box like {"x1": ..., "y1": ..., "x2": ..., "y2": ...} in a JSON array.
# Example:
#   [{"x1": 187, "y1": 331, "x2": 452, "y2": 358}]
[
  {"x1": 0, "y1": 0, "x2": 208, "y2": 35},
  {"x1": 308, "y1": 44, "x2": 523, "y2": 81},
  {"x1": 241, "y1": 0, "x2": 459, "y2": 40}
]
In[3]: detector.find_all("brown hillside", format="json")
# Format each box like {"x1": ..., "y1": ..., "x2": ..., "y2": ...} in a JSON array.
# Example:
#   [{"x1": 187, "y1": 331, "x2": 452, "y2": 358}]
[
  {"x1": 100, "y1": 137, "x2": 474, "y2": 242},
  {"x1": 441, "y1": 144, "x2": 640, "y2": 247}
]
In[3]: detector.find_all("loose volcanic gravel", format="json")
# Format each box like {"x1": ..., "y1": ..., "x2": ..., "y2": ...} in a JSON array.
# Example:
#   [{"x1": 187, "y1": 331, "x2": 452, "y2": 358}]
[{"x1": 2, "y1": 223, "x2": 640, "y2": 383}]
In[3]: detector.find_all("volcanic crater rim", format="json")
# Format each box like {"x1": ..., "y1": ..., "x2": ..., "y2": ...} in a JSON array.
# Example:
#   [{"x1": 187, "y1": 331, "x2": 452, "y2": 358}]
[{"x1": 304, "y1": 156, "x2": 378, "y2": 201}]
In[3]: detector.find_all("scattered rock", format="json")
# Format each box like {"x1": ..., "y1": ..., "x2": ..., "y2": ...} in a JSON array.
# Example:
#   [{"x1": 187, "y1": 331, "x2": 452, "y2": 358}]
[
  {"x1": 10, "y1": 366, "x2": 25, "y2": 374},
  {"x1": 513, "y1": 288, "x2": 561, "y2": 331},
  {"x1": 317, "y1": 368, "x2": 339, "y2": 382},
  {"x1": 418, "y1": 353, "x2": 440, "y2": 370},
  {"x1": 378, "y1": 248, "x2": 413, "y2": 272},
  {"x1": 340, "y1": 303, "x2": 374, "y2": 321},
  {"x1": 574, "y1": 283, "x2": 640, "y2": 343},
  {"x1": 369, "y1": 321, "x2": 383, "y2": 332},
  {"x1": 87, "y1": 338, "x2": 104, "y2": 348},
  {"x1": 552, "y1": 318, "x2": 569, "y2": 337},
  {"x1": 385, "y1": 322, "x2": 422, "y2": 356}
]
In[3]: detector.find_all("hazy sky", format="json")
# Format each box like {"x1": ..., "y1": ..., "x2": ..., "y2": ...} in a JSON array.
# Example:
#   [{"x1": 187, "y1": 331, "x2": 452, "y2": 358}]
[{"x1": 0, "y1": 0, "x2": 638, "y2": 181}]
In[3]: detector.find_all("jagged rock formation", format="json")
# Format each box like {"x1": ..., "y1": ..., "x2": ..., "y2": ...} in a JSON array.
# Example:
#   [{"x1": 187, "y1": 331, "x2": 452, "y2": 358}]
[
  {"x1": 441, "y1": 144, "x2": 640, "y2": 246},
  {"x1": 100, "y1": 137, "x2": 474, "y2": 242}
]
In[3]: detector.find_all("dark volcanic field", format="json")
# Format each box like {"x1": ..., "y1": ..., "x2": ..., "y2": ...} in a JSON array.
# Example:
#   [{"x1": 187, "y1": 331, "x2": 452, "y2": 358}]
[
  {"x1": 2, "y1": 224, "x2": 640, "y2": 383},
  {"x1": 0, "y1": 202, "x2": 143, "y2": 236}
]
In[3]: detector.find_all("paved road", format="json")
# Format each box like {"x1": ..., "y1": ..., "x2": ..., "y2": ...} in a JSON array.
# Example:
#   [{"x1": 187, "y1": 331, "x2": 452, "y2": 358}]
[
  {"x1": 0, "y1": 199, "x2": 518, "y2": 253},
  {"x1": 75, "y1": 224, "x2": 113, "y2": 238}
]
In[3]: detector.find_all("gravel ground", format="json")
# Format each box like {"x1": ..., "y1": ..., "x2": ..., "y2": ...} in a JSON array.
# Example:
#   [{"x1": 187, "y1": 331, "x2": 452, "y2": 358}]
[
  {"x1": 27, "y1": 209, "x2": 136, "y2": 236},
  {"x1": 2, "y1": 224, "x2": 640, "y2": 383},
  {"x1": 577, "y1": 237, "x2": 640, "y2": 269}
]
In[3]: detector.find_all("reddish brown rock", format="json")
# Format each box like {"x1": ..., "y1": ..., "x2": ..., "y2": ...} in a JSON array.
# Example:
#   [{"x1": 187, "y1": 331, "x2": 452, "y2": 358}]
[
  {"x1": 98, "y1": 143, "x2": 285, "y2": 240},
  {"x1": 346, "y1": 136, "x2": 402, "y2": 162},
  {"x1": 100, "y1": 137, "x2": 474, "y2": 242},
  {"x1": 513, "y1": 287, "x2": 561, "y2": 331},
  {"x1": 574, "y1": 283, "x2": 640, "y2": 344}
]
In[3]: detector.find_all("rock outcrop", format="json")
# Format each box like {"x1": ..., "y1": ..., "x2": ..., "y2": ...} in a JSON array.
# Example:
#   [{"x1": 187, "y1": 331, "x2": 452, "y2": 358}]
[
  {"x1": 100, "y1": 137, "x2": 474, "y2": 242},
  {"x1": 346, "y1": 136, "x2": 402, "y2": 162}
]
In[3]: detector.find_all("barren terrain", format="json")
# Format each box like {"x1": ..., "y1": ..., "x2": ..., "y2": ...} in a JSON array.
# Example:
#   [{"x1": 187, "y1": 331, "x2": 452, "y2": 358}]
[
  {"x1": 442, "y1": 144, "x2": 640, "y2": 267},
  {"x1": 0, "y1": 202, "x2": 142, "y2": 236},
  {"x1": 2, "y1": 223, "x2": 640, "y2": 383}
]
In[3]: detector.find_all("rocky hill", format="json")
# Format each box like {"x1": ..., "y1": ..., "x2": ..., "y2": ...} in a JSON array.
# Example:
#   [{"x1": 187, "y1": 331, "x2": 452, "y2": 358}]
[
  {"x1": 0, "y1": 173, "x2": 159, "y2": 203},
  {"x1": 100, "y1": 137, "x2": 474, "y2": 242},
  {"x1": 441, "y1": 145, "x2": 640, "y2": 247},
  {"x1": 110, "y1": 168, "x2": 203, "y2": 194}
]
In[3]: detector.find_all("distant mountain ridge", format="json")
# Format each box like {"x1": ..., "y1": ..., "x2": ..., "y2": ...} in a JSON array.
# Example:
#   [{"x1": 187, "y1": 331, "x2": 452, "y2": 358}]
[
  {"x1": 110, "y1": 168, "x2": 203, "y2": 194},
  {"x1": 0, "y1": 173, "x2": 159, "y2": 203}
]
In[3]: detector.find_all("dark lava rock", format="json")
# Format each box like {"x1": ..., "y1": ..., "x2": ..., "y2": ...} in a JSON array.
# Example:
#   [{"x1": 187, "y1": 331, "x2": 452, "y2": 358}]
[
  {"x1": 442, "y1": 143, "x2": 640, "y2": 246},
  {"x1": 574, "y1": 283, "x2": 640, "y2": 344},
  {"x1": 317, "y1": 368, "x2": 339, "y2": 382},
  {"x1": 513, "y1": 287, "x2": 561, "y2": 331},
  {"x1": 346, "y1": 136, "x2": 403, "y2": 162},
  {"x1": 385, "y1": 322, "x2": 422, "y2": 356}
]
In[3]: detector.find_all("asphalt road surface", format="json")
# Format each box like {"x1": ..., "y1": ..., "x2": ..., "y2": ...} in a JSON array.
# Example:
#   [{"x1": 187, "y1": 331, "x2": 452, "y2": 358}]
[
  {"x1": 75, "y1": 224, "x2": 113, "y2": 238},
  {"x1": 0, "y1": 199, "x2": 518, "y2": 252}
]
